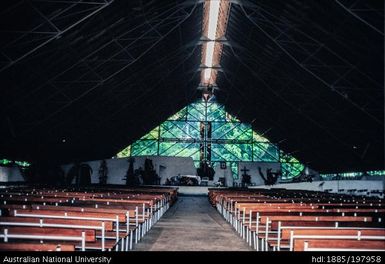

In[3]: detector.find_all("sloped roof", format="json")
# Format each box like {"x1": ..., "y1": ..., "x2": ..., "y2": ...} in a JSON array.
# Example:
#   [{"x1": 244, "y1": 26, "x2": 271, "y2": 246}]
[{"x1": 0, "y1": 0, "x2": 383, "y2": 173}]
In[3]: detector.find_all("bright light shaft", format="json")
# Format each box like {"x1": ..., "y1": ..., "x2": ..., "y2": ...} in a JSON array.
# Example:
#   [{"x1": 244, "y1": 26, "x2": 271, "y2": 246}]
[
  {"x1": 204, "y1": 68, "x2": 211, "y2": 81},
  {"x1": 207, "y1": 0, "x2": 220, "y2": 40},
  {"x1": 204, "y1": 0, "x2": 221, "y2": 81},
  {"x1": 204, "y1": 41, "x2": 215, "y2": 80}
]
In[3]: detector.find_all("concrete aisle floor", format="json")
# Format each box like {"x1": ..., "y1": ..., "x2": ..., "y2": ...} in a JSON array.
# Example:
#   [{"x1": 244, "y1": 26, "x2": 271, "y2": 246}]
[{"x1": 133, "y1": 196, "x2": 252, "y2": 251}]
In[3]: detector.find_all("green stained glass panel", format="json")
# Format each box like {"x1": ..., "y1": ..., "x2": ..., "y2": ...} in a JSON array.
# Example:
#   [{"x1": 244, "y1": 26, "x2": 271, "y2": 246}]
[
  {"x1": 226, "y1": 112, "x2": 240, "y2": 122},
  {"x1": 280, "y1": 151, "x2": 300, "y2": 163},
  {"x1": 0, "y1": 159, "x2": 30, "y2": 167},
  {"x1": 116, "y1": 99, "x2": 306, "y2": 180},
  {"x1": 281, "y1": 162, "x2": 304, "y2": 179},
  {"x1": 367, "y1": 170, "x2": 385, "y2": 176},
  {"x1": 117, "y1": 146, "x2": 131, "y2": 158},
  {"x1": 0, "y1": 159, "x2": 12, "y2": 166},
  {"x1": 187, "y1": 103, "x2": 205, "y2": 121},
  {"x1": 212, "y1": 122, "x2": 252, "y2": 141},
  {"x1": 15, "y1": 161, "x2": 31, "y2": 167},
  {"x1": 253, "y1": 131, "x2": 269, "y2": 142},
  {"x1": 320, "y1": 170, "x2": 385, "y2": 179},
  {"x1": 211, "y1": 143, "x2": 252, "y2": 161},
  {"x1": 160, "y1": 121, "x2": 200, "y2": 139},
  {"x1": 168, "y1": 107, "x2": 188, "y2": 121},
  {"x1": 140, "y1": 127, "x2": 159, "y2": 140},
  {"x1": 131, "y1": 140, "x2": 158, "y2": 156},
  {"x1": 159, "y1": 142, "x2": 200, "y2": 160},
  {"x1": 207, "y1": 102, "x2": 226, "y2": 121},
  {"x1": 253, "y1": 143, "x2": 279, "y2": 162}
]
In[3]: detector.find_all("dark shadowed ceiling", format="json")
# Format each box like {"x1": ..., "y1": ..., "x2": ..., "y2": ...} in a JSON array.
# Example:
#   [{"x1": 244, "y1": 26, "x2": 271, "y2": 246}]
[{"x1": 0, "y1": 0, "x2": 383, "y2": 173}]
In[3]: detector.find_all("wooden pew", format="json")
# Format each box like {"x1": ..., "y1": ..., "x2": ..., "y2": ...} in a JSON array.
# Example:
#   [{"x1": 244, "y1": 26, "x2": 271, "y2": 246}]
[
  {"x1": 0, "y1": 216, "x2": 113, "y2": 230},
  {"x1": 254, "y1": 216, "x2": 372, "y2": 251},
  {"x1": 0, "y1": 242, "x2": 75, "y2": 251},
  {"x1": 0, "y1": 226, "x2": 95, "y2": 241},
  {"x1": 2, "y1": 200, "x2": 162, "y2": 250},
  {"x1": 0, "y1": 226, "x2": 93, "y2": 251},
  {"x1": 209, "y1": 188, "x2": 384, "y2": 252},
  {"x1": 9, "y1": 210, "x2": 126, "y2": 250},
  {"x1": 9, "y1": 209, "x2": 126, "y2": 222},
  {"x1": 0, "y1": 186, "x2": 176, "y2": 251},
  {"x1": 295, "y1": 239, "x2": 385, "y2": 251},
  {"x1": 0, "y1": 215, "x2": 117, "y2": 251},
  {"x1": 283, "y1": 228, "x2": 385, "y2": 251}
]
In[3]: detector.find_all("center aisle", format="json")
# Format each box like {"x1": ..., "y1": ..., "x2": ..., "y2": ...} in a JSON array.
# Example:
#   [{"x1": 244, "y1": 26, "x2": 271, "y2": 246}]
[{"x1": 134, "y1": 195, "x2": 252, "y2": 251}]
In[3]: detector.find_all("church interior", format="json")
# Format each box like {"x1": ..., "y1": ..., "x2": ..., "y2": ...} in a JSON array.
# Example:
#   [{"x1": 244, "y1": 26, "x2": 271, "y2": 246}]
[{"x1": 0, "y1": 0, "x2": 384, "y2": 253}]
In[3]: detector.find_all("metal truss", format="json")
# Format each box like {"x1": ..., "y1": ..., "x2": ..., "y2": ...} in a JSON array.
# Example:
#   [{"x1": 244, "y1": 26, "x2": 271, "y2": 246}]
[
  {"x1": 334, "y1": 0, "x2": 384, "y2": 36},
  {"x1": 221, "y1": 2, "x2": 382, "y2": 166},
  {"x1": 46, "y1": 41, "x2": 201, "y2": 139},
  {"x1": 12, "y1": 1, "x2": 199, "y2": 136},
  {"x1": 238, "y1": 0, "x2": 382, "y2": 125},
  {"x1": 0, "y1": 0, "x2": 113, "y2": 72},
  {"x1": 224, "y1": 40, "x2": 366, "y2": 163}
]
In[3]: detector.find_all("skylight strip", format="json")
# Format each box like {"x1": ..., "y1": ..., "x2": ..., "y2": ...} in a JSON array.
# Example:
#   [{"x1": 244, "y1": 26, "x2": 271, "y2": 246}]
[
  {"x1": 207, "y1": 0, "x2": 221, "y2": 40},
  {"x1": 204, "y1": 0, "x2": 221, "y2": 82}
]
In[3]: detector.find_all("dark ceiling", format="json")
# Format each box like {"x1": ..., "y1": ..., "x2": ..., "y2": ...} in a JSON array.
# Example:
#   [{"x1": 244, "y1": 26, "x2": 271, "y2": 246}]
[{"x1": 0, "y1": 0, "x2": 383, "y2": 173}]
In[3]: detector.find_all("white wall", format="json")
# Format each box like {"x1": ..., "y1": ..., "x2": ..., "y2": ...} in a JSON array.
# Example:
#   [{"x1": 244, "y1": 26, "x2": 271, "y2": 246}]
[
  {"x1": 212, "y1": 163, "x2": 233, "y2": 187},
  {"x1": 62, "y1": 156, "x2": 196, "y2": 185},
  {"x1": 0, "y1": 166, "x2": 25, "y2": 182},
  {"x1": 236, "y1": 161, "x2": 281, "y2": 185}
]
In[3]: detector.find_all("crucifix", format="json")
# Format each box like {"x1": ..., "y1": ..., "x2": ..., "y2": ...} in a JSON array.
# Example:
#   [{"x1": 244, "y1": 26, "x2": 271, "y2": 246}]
[
  {"x1": 241, "y1": 166, "x2": 251, "y2": 185},
  {"x1": 241, "y1": 166, "x2": 249, "y2": 176}
]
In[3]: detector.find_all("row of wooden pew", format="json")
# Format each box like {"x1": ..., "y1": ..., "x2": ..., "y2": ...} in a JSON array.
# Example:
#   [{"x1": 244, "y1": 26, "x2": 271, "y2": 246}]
[
  {"x1": 0, "y1": 186, "x2": 178, "y2": 251},
  {"x1": 209, "y1": 188, "x2": 385, "y2": 251}
]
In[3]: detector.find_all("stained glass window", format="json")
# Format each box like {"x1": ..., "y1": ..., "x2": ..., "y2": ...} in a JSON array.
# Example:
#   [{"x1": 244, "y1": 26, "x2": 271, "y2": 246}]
[
  {"x1": 116, "y1": 99, "x2": 305, "y2": 179},
  {"x1": 0, "y1": 159, "x2": 31, "y2": 167},
  {"x1": 320, "y1": 170, "x2": 385, "y2": 180}
]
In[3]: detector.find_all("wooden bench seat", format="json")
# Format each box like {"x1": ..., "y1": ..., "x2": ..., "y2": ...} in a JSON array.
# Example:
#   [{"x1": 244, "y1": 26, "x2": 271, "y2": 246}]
[
  {"x1": 95, "y1": 230, "x2": 127, "y2": 238},
  {"x1": 260, "y1": 215, "x2": 372, "y2": 224},
  {"x1": 270, "y1": 220, "x2": 385, "y2": 230},
  {"x1": 0, "y1": 242, "x2": 75, "y2": 251},
  {"x1": 0, "y1": 226, "x2": 95, "y2": 242},
  {"x1": 283, "y1": 228, "x2": 385, "y2": 239},
  {"x1": 240, "y1": 208, "x2": 385, "y2": 215},
  {"x1": 0, "y1": 186, "x2": 175, "y2": 251},
  {"x1": 210, "y1": 188, "x2": 384, "y2": 252},
  {"x1": 0, "y1": 216, "x2": 114, "y2": 231},
  {"x1": 59, "y1": 239, "x2": 118, "y2": 251},
  {"x1": 280, "y1": 228, "x2": 385, "y2": 251},
  {"x1": 1, "y1": 204, "x2": 138, "y2": 217},
  {"x1": 10, "y1": 209, "x2": 126, "y2": 222},
  {"x1": 294, "y1": 239, "x2": 385, "y2": 251}
]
